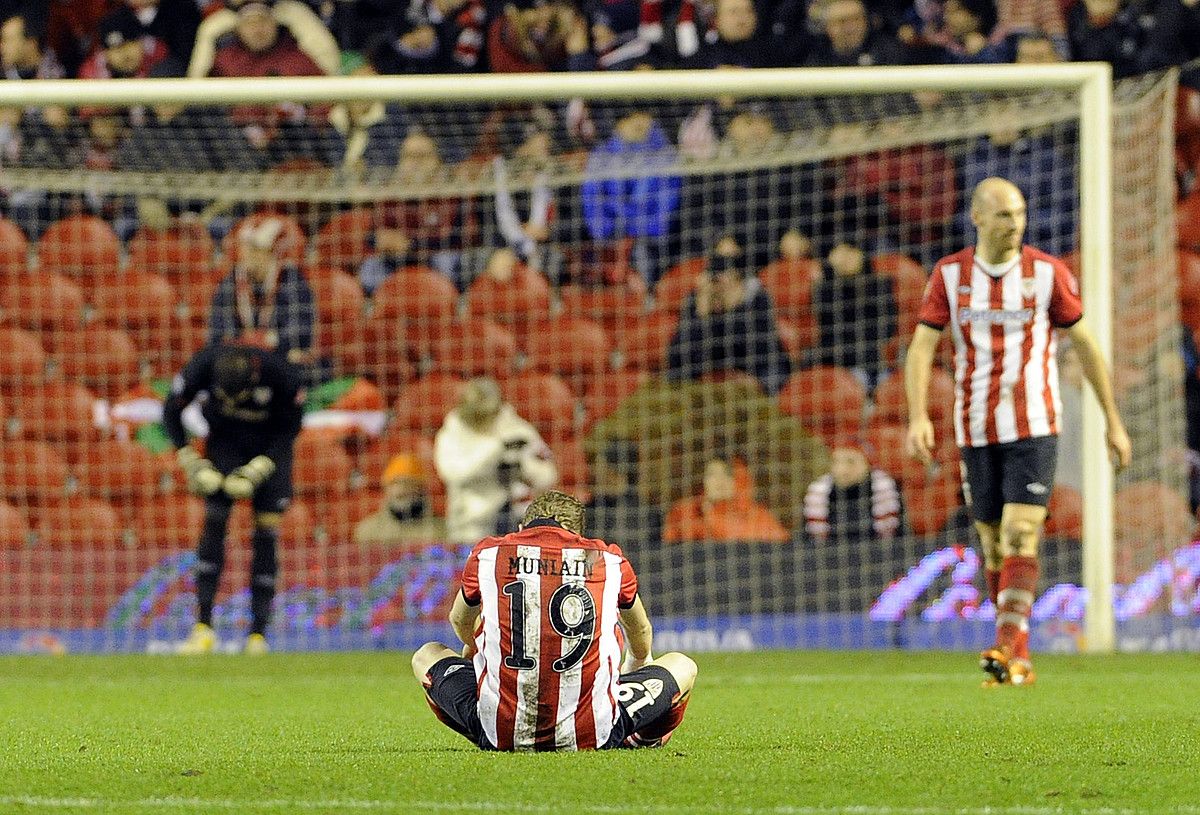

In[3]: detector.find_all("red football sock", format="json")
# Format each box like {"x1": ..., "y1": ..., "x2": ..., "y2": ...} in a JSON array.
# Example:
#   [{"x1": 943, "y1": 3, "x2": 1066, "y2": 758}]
[
  {"x1": 985, "y1": 568, "x2": 1001, "y2": 606},
  {"x1": 994, "y1": 556, "x2": 1038, "y2": 654}
]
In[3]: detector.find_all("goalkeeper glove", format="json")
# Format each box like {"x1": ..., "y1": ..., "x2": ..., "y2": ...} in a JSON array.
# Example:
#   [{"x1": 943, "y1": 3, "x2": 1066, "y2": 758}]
[
  {"x1": 223, "y1": 455, "x2": 276, "y2": 500},
  {"x1": 177, "y1": 447, "x2": 223, "y2": 497}
]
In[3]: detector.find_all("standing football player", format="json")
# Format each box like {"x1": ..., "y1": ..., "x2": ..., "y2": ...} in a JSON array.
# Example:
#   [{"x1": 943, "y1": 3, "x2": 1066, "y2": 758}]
[
  {"x1": 904, "y1": 177, "x2": 1131, "y2": 686},
  {"x1": 412, "y1": 490, "x2": 697, "y2": 751},
  {"x1": 164, "y1": 341, "x2": 305, "y2": 655}
]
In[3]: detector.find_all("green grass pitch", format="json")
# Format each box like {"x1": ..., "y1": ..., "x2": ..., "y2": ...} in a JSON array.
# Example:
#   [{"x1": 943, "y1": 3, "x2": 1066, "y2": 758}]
[{"x1": 1, "y1": 651, "x2": 1198, "y2": 814}]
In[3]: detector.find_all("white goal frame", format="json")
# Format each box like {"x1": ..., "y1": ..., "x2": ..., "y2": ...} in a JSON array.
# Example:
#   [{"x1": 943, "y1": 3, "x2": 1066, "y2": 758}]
[{"x1": 0, "y1": 64, "x2": 1116, "y2": 652}]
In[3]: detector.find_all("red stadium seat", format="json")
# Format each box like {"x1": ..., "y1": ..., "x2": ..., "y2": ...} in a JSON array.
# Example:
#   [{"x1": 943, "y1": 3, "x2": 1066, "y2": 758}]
[
  {"x1": 293, "y1": 431, "x2": 354, "y2": 497},
  {"x1": 1044, "y1": 485, "x2": 1083, "y2": 540},
  {"x1": 560, "y1": 239, "x2": 635, "y2": 286},
  {"x1": 903, "y1": 474, "x2": 962, "y2": 537},
  {"x1": 465, "y1": 263, "x2": 552, "y2": 341},
  {"x1": 654, "y1": 257, "x2": 705, "y2": 313},
  {"x1": 0, "y1": 326, "x2": 47, "y2": 384},
  {"x1": 552, "y1": 438, "x2": 590, "y2": 494},
  {"x1": 615, "y1": 309, "x2": 678, "y2": 372},
  {"x1": 222, "y1": 213, "x2": 306, "y2": 266},
  {"x1": 583, "y1": 369, "x2": 647, "y2": 430},
  {"x1": 37, "y1": 215, "x2": 120, "y2": 280},
  {"x1": 1180, "y1": 251, "x2": 1200, "y2": 331},
  {"x1": 76, "y1": 439, "x2": 169, "y2": 500},
  {"x1": 358, "y1": 314, "x2": 418, "y2": 400},
  {"x1": 776, "y1": 316, "x2": 816, "y2": 363},
  {"x1": 0, "y1": 440, "x2": 70, "y2": 502},
  {"x1": 524, "y1": 316, "x2": 613, "y2": 391},
  {"x1": 423, "y1": 319, "x2": 518, "y2": 379},
  {"x1": 759, "y1": 258, "x2": 818, "y2": 318},
  {"x1": 371, "y1": 267, "x2": 458, "y2": 323},
  {"x1": 0, "y1": 218, "x2": 29, "y2": 277},
  {"x1": 1179, "y1": 192, "x2": 1200, "y2": 251},
  {"x1": 1115, "y1": 481, "x2": 1194, "y2": 556},
  {"x1": 501, "y1": 372, "x2": 578, "y2": 443},
  {"x1": 93, "y1": 272, "x2": 177, "y2": 329},
  {"x1": 314, "y1": 209, "x2": 374, "y2": 270},
  {"x1": 33, "y1": 498, "x2": 123, "y2": 549},
  {"x1": 391, "y1": 374, "x2": 466, "y2": 434},
  {"x1": 0, "y1": 503, "x2": 30, "y2": 549},
  {"x1": 871, "y1": 368, "x2": 954, "y2": 426},
  {"x1": 52, "y1": 326, "x2": 143, "y2": 396},
  {"x1": 13, "y1": 382, "x2": 98, "y2": 442},
  {"x1": 777, "y1": 366, "x2": 867, "y2": 441},
  {"x1": 359, "y1": 428, "x2": 437, "y2": 488},
  {"x1": 278, "y1": 499, "x2": 316, "y2": 546},
  {"x1": 128, "y1": 222, "x2": 214, "y2": 278},
  {"x1": 132, "y1": 494, "x2": 206, "y2": 548},
  {"x1": 872, "y1": 253, "x2": 927, "y2": 337},
  {"x1": 308, "y1": 267, "x2": 367, "y2": 375},
  {"x1": 557, "y1": 283, "x2": 646, "y2": 338},
  {"x1": 0, "y1": 272, "x2": 86, "y2": 331}
]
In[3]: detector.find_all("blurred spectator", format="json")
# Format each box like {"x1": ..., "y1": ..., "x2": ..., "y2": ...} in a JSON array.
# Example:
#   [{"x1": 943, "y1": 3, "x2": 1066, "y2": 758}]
[
  {"x1": 584, "y1": 439, "x2": 662, "y2": 557},
  {"x1": 359, "y1": 130, "x2": 477, "y2": 291},
  {"x1": 433, "y1": 377, "x2": 558, "y2": 545},
  {"x1": 804, "y1": 241, "x2": 896, "y2": 391},
  {"x1": 79, "y1": 110, "x2": 127, "y2": 170},
  {"x1": 189, "y1": 0, "x2": 339, "y2": 78},
  {"x1": 209, "y1": 217, "x2": 316, "y2": 366},
  {"x1": 581, "y1": 104, "x2": 682, "y2": 287},
  {"x1": 1067, "y1": 0, "x2": 1186, "y2": 79},
  {"x1": 491, "y1": 152, "x2": 554, "y2": 272},
  {"x1": 207, "y1": 3, "x2": 330, "y2": 167},
  {"x1": 1, "y1": 13, "x2": 65, "y2": 80},
  {"x1": 803, "y1": 437, "x2": 902, "y2": 545},
  {"x1": 487, "y1": 0, "x2": 575, "y2": 73},
  {"x1": 665, "y1": 238, "x2": 792, "y2": 395},
  {"x1": 79, "y1": 7, "x2": 184, "y2": 79},
  {"x1": 1012, "y1": 29, "x2": 1057, "y2": 63},
  {"x1": 324, "y1": 64, "x2": 409, "y2": 173},
  {"x1": 663, "y1": 456, "x2": 789, "y2": 543},
  {"x1": 994, "y1": 0, "x2": 1067, "y2": 57},
  {"x1": 122, "y1": 0, "x2": 201, "y2": 66},
  {"x1": 115, "y1": 104, "x2": 265, "y2": 172},
  {"x1": 45, "y1": 0, "x2": 110, "y2": 77},
  {"x1": 805, "y1": 0, "x2": 908, "y2": 67},
  {"x1": 936, "y1": 0, "x2": 1012, "y2": 62},
  {"x1": 353, "y1": 454, "x2": 447, "y2": 546},
  {"x1": 684, "y1": 0, "x2": 774, "y2": 68},
  {"x1": 366, "y1": 0, "x2": 488, "y2": 74},
  {"x1": 565, "y1": 0, "x2": 661, "y2": 71}
]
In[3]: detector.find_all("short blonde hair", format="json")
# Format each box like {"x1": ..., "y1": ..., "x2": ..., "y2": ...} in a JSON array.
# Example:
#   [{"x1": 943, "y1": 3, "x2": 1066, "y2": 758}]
[{"x1": 522, "y1": 490, "x2": 585, "y2": 535}]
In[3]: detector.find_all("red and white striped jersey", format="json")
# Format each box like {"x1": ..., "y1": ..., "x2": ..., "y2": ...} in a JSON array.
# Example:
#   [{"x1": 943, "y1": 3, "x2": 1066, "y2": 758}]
[
  {"x1": 917, "y1": 246, "x2": 1083, "y2": 448},
  {"x1": 459, "y1": 521, "x2": 638, "y2": 751}
]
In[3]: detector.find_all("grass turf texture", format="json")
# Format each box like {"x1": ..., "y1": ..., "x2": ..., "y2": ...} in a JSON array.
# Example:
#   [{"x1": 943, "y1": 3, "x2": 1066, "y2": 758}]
[{"x1": 1, "y1": 651, "x2": 1197, "y2": 814}]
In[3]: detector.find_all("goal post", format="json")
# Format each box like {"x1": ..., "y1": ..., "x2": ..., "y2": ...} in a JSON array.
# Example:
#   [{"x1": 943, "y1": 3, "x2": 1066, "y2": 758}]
[{"x1": 0, "y1": 65, "x2": 1181, "y2": 656}]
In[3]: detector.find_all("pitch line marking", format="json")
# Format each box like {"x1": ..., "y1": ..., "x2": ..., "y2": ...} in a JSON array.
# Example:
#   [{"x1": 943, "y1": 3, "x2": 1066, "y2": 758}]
[{"x1": 2, "y1": 797, "x2": 1197, "y2": 815}]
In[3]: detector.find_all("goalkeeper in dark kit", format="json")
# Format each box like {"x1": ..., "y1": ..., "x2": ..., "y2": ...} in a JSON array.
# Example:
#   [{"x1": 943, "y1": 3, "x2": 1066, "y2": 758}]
[{"x1": 163, "y1": 341, "x2": 304, "y2": 655}]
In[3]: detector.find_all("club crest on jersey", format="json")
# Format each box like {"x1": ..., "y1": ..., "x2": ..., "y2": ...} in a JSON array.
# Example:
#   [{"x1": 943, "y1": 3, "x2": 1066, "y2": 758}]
[{"x1": 1020, "y1": 278, "x2": 1037, "y2": 299}]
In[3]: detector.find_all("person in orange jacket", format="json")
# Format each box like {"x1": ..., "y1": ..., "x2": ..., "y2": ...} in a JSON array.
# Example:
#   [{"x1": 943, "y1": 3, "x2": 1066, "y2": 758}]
[{"x1": 663, "y1": 456, "x2": 790, "y2": 543}]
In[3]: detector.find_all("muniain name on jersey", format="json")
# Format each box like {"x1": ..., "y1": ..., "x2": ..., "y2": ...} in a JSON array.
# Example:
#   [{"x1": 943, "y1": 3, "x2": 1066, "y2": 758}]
[{"x1": 507, "y1": 556, "x2": 595, "y2": 579}]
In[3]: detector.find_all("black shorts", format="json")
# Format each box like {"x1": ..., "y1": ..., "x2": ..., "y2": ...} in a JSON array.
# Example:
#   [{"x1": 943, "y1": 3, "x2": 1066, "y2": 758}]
[
  {"x1": 206, "y1": 438, "x2": 293, "y2": 514},
  {"x1": 960, "y1": 436, "x2": 1058, "y2": 523},
  {"x1": 422, "y1": 658, "x2": 682, "y2": 751}
]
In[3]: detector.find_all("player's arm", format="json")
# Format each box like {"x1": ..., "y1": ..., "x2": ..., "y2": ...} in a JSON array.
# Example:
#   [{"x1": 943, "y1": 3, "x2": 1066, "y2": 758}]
[
  {"x1": 164, "y1": 347, "x2": 224, "y2": 496},
  {"x1": 618, "y1": 595, "x2": 653, "y2": 672},
  {"x1": 449, "y1": 589, "x2": 482, "y2": 657},
  {"x1": 903, "y1": 323, "x2": 943, "y2": 465},
  {"x1": 1065, "y1": 318, "x2": 1132, "y2": 471}
]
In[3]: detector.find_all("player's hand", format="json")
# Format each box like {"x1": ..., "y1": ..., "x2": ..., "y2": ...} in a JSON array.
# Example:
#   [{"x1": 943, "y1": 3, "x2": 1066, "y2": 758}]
[
  {"x1": 223, "y1": 455, "x2": 276, "y2": 500},
  {"x1": 1107, "y1": 421, "x2": 1132, "y2": 472},
  {"x1": 177, "y1": 447, "x2": 223, "y2": 497},
  {"x1": 905, "y1": 417, "x2": 936, "y2": 466}
]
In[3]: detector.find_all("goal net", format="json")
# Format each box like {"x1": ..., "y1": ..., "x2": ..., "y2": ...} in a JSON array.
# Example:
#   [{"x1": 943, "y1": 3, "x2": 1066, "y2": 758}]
[{"x1": 0, "y1": 67, "x2": 1187, "y2": 655}]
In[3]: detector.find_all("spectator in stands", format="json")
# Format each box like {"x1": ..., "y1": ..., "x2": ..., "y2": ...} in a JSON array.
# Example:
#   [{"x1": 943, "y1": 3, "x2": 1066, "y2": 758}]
[
  {"x1": 491, "y1": 146, "x2": 555, "y2": 274},
  {"x1": 365, "y1": 0, "x2": 488, "y2": 74},
  {"x1": 801, "y1": 437, "x2": 903, "y2": 611},
  {"x1": 189, "y1": 0, "x2": 339, "y2": 78},
  {"x1": 585, "y1": 439, "x2": 663, "y2": 558},
  {"x1": 324, "y1": 63, "x2": 409, "y2": 173},
  {"x1": 805, "y1": 0, "x2": 908, "y2": 67},
  {"x1": 581, "y1": 104, "x2": 682, "y2": 288},
  {"x1": 664, "y1": 236, "x2": 792, "y2": 395},
  {"x1": 116, "y1": 102, "x2": 265, "y2": 172},
  {"x1": 487, "y1": 0, "x2": 576, "y2": 73},
  {"x1": 208, "y1": 217, "x2": 316, "y2": 367},
  {"x1": 564, "y1": 0, "x2": 663, "y2": 71},
  {"x1": 122, "y1": 0, "x2": 201, "y2": 67},
  {"x1": 804, "y1": 241, "x2": 896, "y2": 392},
  {"x1": 434, "y1": 377, "x2": 558, "y2": 545},
  {"x1": 1067, "y1": 0, "x2": 1187, "y2": 79},
  {"x1": 353, "y1": 453, "x2": 447, "y2": 547},
  {"x1": 1012, "y1": 29, "x2": 1057, "y2": 63},
  {"x1": 995, "y1": 0, "x2": 1068, "y2": 57},
  {"x1": 664, "y1": 456, "x2": 789, "y2": 543},
  {"x1": 44, "y1": 0, "x2": 109, "y2": 77},
  {"x1": 206, "y1": 2, "x2": 331, "y2": 167},
  {"x1": 935, "y1": 0, "x2": 1012, "y2": 62},
  {"x1": 79, "y1": 8, "x2": 184, "y2": 79},
  {"x1": 358, "y1": 130, "x2": 476, "y2": 291},
  {"x1": 684, "y1": 0, "x2": 774, "y2": 68},
  {"x1": 2, "y1": 13, "x2": 65, "y2": 80}
]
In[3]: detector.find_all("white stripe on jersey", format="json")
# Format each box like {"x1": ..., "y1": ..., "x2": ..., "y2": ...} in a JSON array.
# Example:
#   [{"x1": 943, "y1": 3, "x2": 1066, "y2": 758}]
[
  {"x1": 512, "y1": 543, "x2": 542, "y2": 751},
  {"x1": 941, "y1": 262, "x2": 968, "y2": 447},
  {"x1": 591, "y1": 551, "x2": 624, "y2": 747},
  {"x1": 993, "y1": 268, "x2": 1024, "y2": 443},
  {"x1": 966, "y1": 264, "x2": 995, "y2": 447},
  {"x1": 1026, "y1": 260, "x2": 1059, "y2": 437},
  {"x1": 553, "y1": 547, "x2": 585, "y2": 751},
  {"x1": 475, "y1": 547, "x2": 502, "y2": 749}
]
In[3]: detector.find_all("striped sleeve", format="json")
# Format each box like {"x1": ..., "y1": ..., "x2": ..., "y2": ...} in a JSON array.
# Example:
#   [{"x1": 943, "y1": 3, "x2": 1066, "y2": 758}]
[
  {"x1": 917, "y1": 264, "x2": 951, "y2": 329},
  {"x1": 1048, "y1": 259, "x2": 1083, "y2": 328},
  {"x1": 617, "y1": 555, "x2": 638, "y2": 609}
]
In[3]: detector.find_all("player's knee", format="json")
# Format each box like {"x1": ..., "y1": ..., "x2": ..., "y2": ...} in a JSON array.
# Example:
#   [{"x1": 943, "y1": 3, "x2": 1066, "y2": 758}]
[
  {"x1": 1003, "y1": 517, "x2": 1041, "y2": 552},
  {"x1": 254, "y1": 512, "x2": 281, "y2": 529},
  {"x1": 657, "y1": 652, "x2": 698, "y2": 694},
  {"x1": 411, "y1": 642, "x2": 451, "y2": 682}
]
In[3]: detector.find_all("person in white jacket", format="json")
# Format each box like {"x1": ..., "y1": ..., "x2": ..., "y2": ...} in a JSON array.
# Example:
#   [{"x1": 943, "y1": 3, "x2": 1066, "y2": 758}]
[{"x1": 434, "y1": 378, "x2": 558, "y2": 545}]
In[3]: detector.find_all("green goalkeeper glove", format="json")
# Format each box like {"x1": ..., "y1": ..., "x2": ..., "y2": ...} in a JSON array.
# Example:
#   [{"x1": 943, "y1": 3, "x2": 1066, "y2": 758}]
[
  {"x1": 223, "y1": 455, "x2": 276, "y2": 500},
  {"x1": 177, "y1": 447, "x2": 223, "y2": 497}
]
